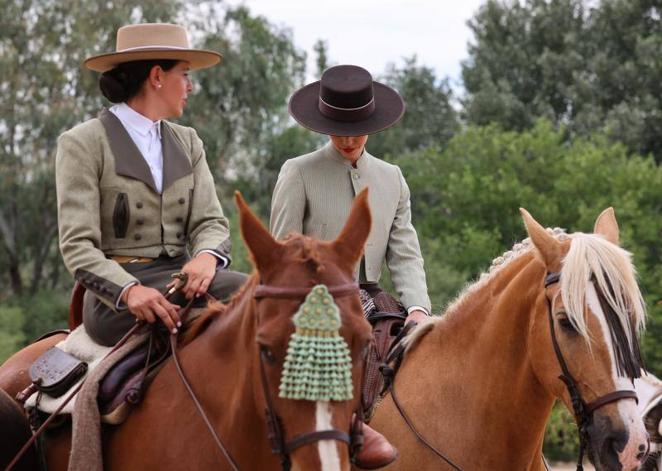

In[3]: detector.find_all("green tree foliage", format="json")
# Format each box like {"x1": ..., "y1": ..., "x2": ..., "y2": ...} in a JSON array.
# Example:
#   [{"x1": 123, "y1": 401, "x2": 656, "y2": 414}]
[
  {"x1": 394, "y1": 121, "x2": 662, "y2": 375},
  {"x1": 182, "y1": 6, "x2": 307, "y2": 185},
  {"x1": 0, "y1": 0, "x2": 179, "y2": 296},
  {"x1": 369, "y1": 57, "x2": 460, "y2": 159},
  {"x1": 463, "y1": 0, "x2": 662, "y2": 162}
]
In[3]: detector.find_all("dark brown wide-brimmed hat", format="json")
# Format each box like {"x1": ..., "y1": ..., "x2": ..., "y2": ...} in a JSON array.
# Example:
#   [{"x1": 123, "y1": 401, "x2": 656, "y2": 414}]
[
  {"x1": 84, "y1": 23, "x2": 221, "y2": 73},
  {"x1": 288, "y1": 65, "x2": 405, "y2": 136}
]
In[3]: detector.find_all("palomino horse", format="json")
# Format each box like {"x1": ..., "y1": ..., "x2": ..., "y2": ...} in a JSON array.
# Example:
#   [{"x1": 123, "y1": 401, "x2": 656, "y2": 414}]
[
  {"x1": 0, "y1": 191, "x2": 373, "y2": 471},
  {"x1": 370, "y1": 208, "x2": 649, "y2": 471},
  {"x1": 636, "y1": 372, "x2": 662, "y2": 470}
]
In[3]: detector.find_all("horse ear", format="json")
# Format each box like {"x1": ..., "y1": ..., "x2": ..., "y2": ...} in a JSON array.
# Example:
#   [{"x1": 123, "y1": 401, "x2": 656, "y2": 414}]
[
  {"x1": 332, "y1": 188, "x2": 372, "y2": 266},
  {"x1": 593, "y1": 207, "x2": 619, "y2": 245},
  {"x1": 235, "y1": 191, "x2": 282, "y2": 271},
  {"x1": 520, "y1": 208, "x2": 561, "y2": 267}
]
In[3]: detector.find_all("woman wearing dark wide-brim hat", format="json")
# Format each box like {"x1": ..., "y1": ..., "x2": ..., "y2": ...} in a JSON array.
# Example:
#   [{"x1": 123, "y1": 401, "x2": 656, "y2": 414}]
[
  {"x1": 56, "y1": 23, "x2": 246, "y2": 346},
  {"x1": 270, "y1": 64, "x2": 432, "y2": 469}
]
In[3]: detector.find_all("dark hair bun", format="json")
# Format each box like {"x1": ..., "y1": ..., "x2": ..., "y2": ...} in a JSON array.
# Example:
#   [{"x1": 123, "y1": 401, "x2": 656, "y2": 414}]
[{"x1": 99, "y1": 70, "x2": 130, "y2": 103}]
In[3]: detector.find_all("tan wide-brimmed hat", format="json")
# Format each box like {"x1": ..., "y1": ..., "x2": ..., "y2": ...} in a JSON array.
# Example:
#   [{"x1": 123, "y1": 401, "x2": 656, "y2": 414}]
[{"x1": 84, "y1": 23, "x2": 222, "y2": 73}]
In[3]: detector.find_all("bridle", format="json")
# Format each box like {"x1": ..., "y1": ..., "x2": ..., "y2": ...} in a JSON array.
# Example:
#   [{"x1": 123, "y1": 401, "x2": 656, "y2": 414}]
[
  {"x1": 253, "y1": 281, "x2": 365, "y2": 471},
  {"x1": 544, "y1": 271, "x2": 639, "y2": 471},
  {"x1": 376, "y1": 271, "x2": 641, "y2": 471}
]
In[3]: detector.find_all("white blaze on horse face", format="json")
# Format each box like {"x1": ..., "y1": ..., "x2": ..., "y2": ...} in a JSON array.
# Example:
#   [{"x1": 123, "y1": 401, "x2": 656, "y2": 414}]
[
  {"x1": 316, "y1": 401, "x2": 341, "y2": 471},
  {"x1": 586, "y1": 284, "x2": 648, "y2": 469}
]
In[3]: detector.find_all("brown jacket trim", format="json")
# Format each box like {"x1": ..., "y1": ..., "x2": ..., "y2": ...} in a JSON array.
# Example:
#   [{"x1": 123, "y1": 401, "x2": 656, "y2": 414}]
[
  {"x1": 98, "y1": 108, "x2": 158, "y2": 192},
  {"x1": 161, "y1": 122, "x2": 193, "y2": 191},
  {"x1": 74, "y1": 268, "x2": 124, "y2": 305}
]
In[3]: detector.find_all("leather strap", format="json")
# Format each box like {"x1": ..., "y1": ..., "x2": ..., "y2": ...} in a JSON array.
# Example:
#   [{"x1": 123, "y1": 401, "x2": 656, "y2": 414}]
[
  {"x1": 389, "y1": 364, "x2": 464, "y2": 470},
  {"x1": 254, "y1": 282, "x2": 359, "y2": 300},
  {"x1": 586, "y1": 390, "x2": 638, "y2": 414},
  {"x1": 545, "y1": 271, "x2": 640, "y2": 471},
  {"x1": 286, "y1": 430, "x2": 351, "y2": 454},
  {"x1": 110, "y1": 256, "x2": 155, "y2": 264},
  {"x1": 170, "y1": 307, "x2": 240, "y2": 471},
  {"x1": 6, "y1": 274, "x2": 190, "y2": 471},
  {"x1": 5, "y1": 321, "x2": 144, "y2": 471}
]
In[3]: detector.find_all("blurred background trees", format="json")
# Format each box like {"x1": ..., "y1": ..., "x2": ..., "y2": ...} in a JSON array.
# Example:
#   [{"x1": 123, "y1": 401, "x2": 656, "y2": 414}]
[{"x1": 1, "y1": 0, "x2": 662, "y2": 459}]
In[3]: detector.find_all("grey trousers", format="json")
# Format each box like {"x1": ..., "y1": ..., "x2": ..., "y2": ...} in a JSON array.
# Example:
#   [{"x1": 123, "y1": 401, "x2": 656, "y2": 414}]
[{"x1": 83, "y1": 255, "x2": 248, "y2": 346}]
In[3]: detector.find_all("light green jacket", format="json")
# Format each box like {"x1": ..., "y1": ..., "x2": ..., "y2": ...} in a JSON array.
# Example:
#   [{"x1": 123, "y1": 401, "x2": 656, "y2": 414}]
[
  {"x1": 55, "y1": 109, "x2": 230, "y2": 307},
  {"x1": 270, "y1": 143, "x2": 430, "y2": 311}
]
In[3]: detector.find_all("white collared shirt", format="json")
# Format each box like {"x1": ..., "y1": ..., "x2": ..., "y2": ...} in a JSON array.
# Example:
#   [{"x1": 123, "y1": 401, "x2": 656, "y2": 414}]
[
  {"x1": 110, "y1": 103, "x2": 164, "y2": 194},
  {"x1": 109, "y1": 103, "x2": 229, "y2": 308}
]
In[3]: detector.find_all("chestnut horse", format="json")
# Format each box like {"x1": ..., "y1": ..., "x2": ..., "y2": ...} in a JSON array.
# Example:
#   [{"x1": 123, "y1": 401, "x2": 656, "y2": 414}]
[
  {"x1": 1, "y1": 191, "x2": 373, "y2": 471},
  {"x1": 369, "y1": 208, "x2": 649, "y2": 471}
]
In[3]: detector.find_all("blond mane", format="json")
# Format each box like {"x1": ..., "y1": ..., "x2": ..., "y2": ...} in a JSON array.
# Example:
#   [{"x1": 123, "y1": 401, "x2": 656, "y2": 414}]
[{"x1": 406, "y1": 228, "x2": 646, "y2": 361}]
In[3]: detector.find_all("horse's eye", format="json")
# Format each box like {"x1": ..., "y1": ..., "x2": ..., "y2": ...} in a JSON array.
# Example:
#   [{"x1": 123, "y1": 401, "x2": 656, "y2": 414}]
[
  {"x1": 557, "y1": 314, "x2": 576, "y2": 333},
  {"x1": 260, "y1": 346, "x2": 277, "y2": 364}
]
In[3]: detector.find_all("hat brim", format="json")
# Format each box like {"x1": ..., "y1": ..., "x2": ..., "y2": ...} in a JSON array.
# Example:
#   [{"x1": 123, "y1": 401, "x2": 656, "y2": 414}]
[
  {"x1": 288, "y1": 81, "x2": 405, "y2": 136},
  {"x1": 84, "y1": 48, "x2": 222, "y2": 72}
]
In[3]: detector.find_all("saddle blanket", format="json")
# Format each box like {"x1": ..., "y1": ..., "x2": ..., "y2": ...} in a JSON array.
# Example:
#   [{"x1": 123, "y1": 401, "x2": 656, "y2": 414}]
[{"x1": 25, "y1": 324, "x2": 113, "y2": 414}]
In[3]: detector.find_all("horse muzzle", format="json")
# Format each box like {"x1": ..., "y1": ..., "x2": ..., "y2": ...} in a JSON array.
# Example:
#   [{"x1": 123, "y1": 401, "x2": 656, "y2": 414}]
[{"x1": 587, "y1": 413, "x2": 650, "y2": 471}]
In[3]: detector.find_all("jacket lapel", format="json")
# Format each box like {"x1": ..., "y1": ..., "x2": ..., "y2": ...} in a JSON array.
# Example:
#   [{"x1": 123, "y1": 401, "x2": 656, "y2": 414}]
[
  {"x1": 98, "y1": 108, "x2": 158, "y2": 192},
  {"x1": 161, "y1": 122, "x2": 192, "y2": 191}
]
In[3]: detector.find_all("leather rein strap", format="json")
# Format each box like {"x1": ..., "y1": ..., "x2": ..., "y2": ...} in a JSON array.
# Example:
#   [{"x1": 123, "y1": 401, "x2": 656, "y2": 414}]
[
  {"x1": 170, "y1": 296, "x2": 240, "y2": 471},
  {"x1": 254, "y1": 282, "x2": 359, "y2": 300},
  {"x1": 544, "y1": 271, "x2": 638, "y2": 471},
  {"x1": 380, "y1": 322, "x2": 465, "y2": 471},
  {"x1": 255, "y1": 281, "x2": 362, "y2": 471}
]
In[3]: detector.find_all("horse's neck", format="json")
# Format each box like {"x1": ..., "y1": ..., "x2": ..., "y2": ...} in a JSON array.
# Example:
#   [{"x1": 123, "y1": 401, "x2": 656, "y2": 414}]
[
  {"x1": 401, "y1": 255, "x2": 555, "y2": 464},
  {"x1": 178, "y1": 291, "x2": 267, "y2": 454}
]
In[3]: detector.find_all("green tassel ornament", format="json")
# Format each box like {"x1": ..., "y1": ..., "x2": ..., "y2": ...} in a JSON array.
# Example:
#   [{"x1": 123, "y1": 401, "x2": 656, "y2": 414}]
[{"x1": 279, "y1": 284, "x2": 353, "y2": 401}]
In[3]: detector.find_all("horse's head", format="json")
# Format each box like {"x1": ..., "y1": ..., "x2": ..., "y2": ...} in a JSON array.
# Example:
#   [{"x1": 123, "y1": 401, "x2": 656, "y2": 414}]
[
  {"x1": 522, "y1": 208, "x2": 649, "y2": 470},
  {"x1": 236, "y1": 189, "x2": 373, "y2": 470}
]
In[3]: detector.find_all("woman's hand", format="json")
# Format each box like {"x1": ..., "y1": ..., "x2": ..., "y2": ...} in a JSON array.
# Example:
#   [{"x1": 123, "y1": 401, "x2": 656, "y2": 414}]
[
  {"x1": 123, "y1": 285, "x2": 181, "y2": 333},
  {"x1": 405, "y1": 309, "x2": 430, "y2": 325},
  {"x1": 180, "y1": 252, "x2": 218, "y2": 300}
]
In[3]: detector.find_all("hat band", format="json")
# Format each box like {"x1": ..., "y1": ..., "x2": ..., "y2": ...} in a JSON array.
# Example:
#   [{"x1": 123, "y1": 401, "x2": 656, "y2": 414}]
[
  {"x1": 118, "y1": 45, "x2": 190, "y2": 52},
  {"x1": 318, "y1": 96, "x2": 375, "y2": 122}
]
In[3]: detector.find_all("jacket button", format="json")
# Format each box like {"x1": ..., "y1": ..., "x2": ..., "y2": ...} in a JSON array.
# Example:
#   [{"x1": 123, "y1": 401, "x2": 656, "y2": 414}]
[
  {"x1": 176, "y1": 232, "x2": 182, "y2": 238},
  {"x1": 134, "y1": 234, "x2": 142, "y2": 241},
  {"x1": 178, "y1": 198, "x2": 186, "y2": 204},
  {"x1": 176, "y1": 217, "x2": 183, "y2": 223},
  {"x1": 136, "y1": 219, "x2": 144, "y2": 225},
  {"x1": 136, "y1": 202, "x2": 143, "y2": 209}
]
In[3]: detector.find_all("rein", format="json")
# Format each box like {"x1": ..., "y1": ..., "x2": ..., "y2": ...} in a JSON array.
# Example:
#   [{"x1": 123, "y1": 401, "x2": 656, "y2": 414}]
[
  {"x1": 380, "y1": 322, "x2": 465, "y2": 471},
  {"x1": 254, "y1": 281, "x2": 364, "y2": 471},
  {"x1": 4, "y1": 273, "x2": 192, "y2": 471},
  {"x1": 544, "y1": 271, "x2": 638, "y2": 471},
  {"x1": 170, "y1": 298, "x2": 240, "y2": 471}
]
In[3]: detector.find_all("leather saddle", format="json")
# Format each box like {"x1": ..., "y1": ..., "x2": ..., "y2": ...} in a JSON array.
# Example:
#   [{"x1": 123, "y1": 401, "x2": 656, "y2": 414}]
[
  {"x1": 361, "y1": 292, "x2": 407, "y2": 421},
  {"x1": 19, "y1": 283, "x2": 171, "y2": 424}
]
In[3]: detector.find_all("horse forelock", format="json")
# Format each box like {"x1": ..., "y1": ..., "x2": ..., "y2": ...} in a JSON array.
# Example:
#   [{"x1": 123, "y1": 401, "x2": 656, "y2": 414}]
[
  {"x1": 282, "y1": 234, "x2": 326, "y2": 273},
  {"x1": 560, "y1": 233, "x2": 646, "y2": 378}
]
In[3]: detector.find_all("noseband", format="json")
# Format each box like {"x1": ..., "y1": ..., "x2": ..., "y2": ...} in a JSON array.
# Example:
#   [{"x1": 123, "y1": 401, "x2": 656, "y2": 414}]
[
  {"x1": 254, "y1": 281, "x2": 364, "y2": 471},
  {"x1": 544, "y1": 272, "x2": 638, "y2": 471}
]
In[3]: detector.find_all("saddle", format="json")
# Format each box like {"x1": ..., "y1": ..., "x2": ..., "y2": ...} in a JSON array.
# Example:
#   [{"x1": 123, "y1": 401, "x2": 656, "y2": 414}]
[
  {"x1": 18, "y1": 282, "x2": 172, "y2": 425},
  {"x1": 361, "y1": 292, "x2": 407, "y2": 421}
]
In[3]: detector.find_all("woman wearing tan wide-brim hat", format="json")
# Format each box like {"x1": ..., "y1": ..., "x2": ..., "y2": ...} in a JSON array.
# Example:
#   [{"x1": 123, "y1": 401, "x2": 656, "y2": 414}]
[
  {"x1": 270, "y1": 64, "x2": 432, "y2": 469},
  {"x1": 53, "y1": 23, "x2": 246, "y2": 346}
]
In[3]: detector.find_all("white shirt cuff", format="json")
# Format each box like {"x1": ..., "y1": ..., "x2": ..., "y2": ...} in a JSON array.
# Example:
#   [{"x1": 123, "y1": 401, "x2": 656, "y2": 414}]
[
  {"x1": 116, "y1": 281, "x2": 139, "y2": 310},
  {"x1": 407, "y1": 305, "x2": 430, "y2": 316},
  {"x1": 198, "y1": 249, "x2": 230, "y2": 269}
]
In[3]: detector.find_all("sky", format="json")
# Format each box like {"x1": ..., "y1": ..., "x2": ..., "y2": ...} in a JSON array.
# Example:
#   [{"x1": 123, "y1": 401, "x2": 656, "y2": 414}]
[{"x1": 225, "y1": 0, "x2": 487, "y2": 92}]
